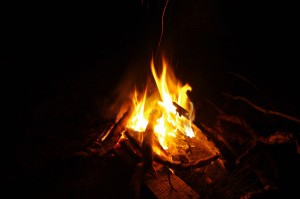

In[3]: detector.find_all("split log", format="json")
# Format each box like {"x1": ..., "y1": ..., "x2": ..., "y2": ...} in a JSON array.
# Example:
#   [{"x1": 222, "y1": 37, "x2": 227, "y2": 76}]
[
  {"x1": 154, "y1": 153, "x2": 220, "y2": 171},
  {"x1": 143, "y1": 163, "x2": 200, "y2": 199},
  {"x1": 124, "y1": 130, "x2": 221, "y2": 171},
  {"x1": 114, "y1": 141, "x2": 200, "y2": 199}
]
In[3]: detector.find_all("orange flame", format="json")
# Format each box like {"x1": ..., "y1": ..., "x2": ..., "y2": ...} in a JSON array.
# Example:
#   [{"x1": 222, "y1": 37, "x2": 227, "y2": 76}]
[{"x1": 126, "y1": 56, "x2": 195, "y2": 155}]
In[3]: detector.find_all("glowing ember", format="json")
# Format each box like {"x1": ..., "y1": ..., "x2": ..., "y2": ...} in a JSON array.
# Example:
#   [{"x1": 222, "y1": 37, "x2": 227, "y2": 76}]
[{"x1": 126, "y1": 56, "x2": 195, "y2": 155}]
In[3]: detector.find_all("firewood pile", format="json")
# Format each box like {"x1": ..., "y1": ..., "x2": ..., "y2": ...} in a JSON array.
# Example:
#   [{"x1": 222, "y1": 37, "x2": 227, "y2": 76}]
[
  {"x1": 8, "y1": 70, "x2": 299, "y2": 199},
  {"x1": 85, "y1": 90, "x2": 300, "y2": 199}
]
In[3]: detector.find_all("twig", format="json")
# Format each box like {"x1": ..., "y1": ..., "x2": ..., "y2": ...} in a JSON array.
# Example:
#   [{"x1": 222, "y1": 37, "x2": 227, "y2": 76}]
[
  {"x1": 228, "y1": 72, "x2": 259, "y2": 91},
  {"x1": 204, "y1": 99, "x2": 224, "y2": 114},
  {"x1": 217, "y1": 113, "x2": 257, "y2": 139},
  {"x1": 199, "y1": 122, "x2": 237, "y2": 155},
  {"x1": 235, "y1": 141, "x2": 257, "y2": 165},
  {"x1": 167, "y1": 168, "x2": 176, "y2": 191},
  {"x1": 223, "y1": 93, "x2": 300, "y2": 124}
]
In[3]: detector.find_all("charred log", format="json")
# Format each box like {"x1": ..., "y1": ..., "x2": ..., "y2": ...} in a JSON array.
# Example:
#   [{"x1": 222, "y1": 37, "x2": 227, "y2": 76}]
[
  {"x1": 87, "y1": 107, "x2": 133, "y2": 156},
  {"x1": 154, "y1": 154, "x2": 220, "y2": 171},
  {"x1": 141, "y1": 108, "x2": 161, "y2": 173},
  {"x1": 123, "y1": 129, "x2": 221, "y2": 171}
]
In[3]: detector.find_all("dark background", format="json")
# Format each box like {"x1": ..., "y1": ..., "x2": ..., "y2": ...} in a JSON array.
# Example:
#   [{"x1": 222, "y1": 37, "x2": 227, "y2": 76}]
[
  {"x1": 2, "y1": 0, "x2": 299, "y2": 197},
  {"x1": 2, "y1": 0, "x2": 298, "y2": 116}
]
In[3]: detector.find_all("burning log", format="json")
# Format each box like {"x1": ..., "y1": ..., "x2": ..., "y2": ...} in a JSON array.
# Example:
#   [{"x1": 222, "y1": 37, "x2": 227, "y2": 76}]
[
  {"x1": 115, "y1": 138, "x2": 200, "y2": 199},
  {"x1": 141, "y1": 108, "x2": 162, "y2": 173},
  {"x1": 123, "y1": 129, "x2": 221, "y2": 171},
  {"x1": 87, "y1": 107, "x2": 133, "y2": 156},
  {"x1": 154, "y1": 153, "x2": 220, "y2": 171},
  {"x1": 119, "y1": 138, "x2": 142, "y2": 163},
  {"x1": 173, "y1": 101, "x2": 190, "y2": 119}
]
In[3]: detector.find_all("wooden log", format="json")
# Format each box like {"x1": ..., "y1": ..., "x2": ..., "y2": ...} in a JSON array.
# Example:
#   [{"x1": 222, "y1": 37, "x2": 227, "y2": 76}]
[
  {"x1": 87, "y1": 107, "x2": 133, "y2": 156},
  {"x1": 119, "y1": 138, "x2": 142, "y2": 163},
  {"x1": 143, "y1": 163, "x2": 200, "y2": 199},
  {"x1": 142, "y1": 108, "x2": 161, "y2": 173},
  {"x1": 124, "y1": 130, "x2": 221, "y2": 171},
  {"x1": 114, "y1": 141, "x2": 200, "y2": 199},
  {"x1": 154, "y1": 154, "x2": 220, "y2": 171}
]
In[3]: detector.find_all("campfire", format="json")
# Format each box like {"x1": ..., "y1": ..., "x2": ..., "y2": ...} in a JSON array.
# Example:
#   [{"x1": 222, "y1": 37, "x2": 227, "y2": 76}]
[
  {"x1": 7, "y1": 1, "x2": 300, "y2": 198},
  {"x1": 121, "y1": 56, "x2": 222, "y2": 164},
  {"x1": 89, "y1": 55, "x2": 223, "y2": 166},
  {"x1": 86, "y1": 55, "x2": 225, "y2": 197},
  {"x1": 86, "y1": 55, "x2": 299, "y2": 198}
]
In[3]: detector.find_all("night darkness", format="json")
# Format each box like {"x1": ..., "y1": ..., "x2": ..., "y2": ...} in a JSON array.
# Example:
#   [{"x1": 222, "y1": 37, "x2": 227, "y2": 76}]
[{"x1": 2, "y1": 0, "x2": 299, "y2": 198}]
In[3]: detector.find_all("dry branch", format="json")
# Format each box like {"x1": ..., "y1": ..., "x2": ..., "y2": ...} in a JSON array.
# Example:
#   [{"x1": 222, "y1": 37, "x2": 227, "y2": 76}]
[
  {"x1": 217, "y1": 113, "x2": 257, "y2": 139},
  {"x1": 223, "y1": 93, "x2": 300, "y2": 124},
  {"x1": 199, "y1": 122, "x2": 237, "y2": 155}
]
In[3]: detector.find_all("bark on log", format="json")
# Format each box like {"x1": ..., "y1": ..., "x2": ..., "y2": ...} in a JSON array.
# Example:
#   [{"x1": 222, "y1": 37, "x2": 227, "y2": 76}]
[
  {"x1": 87, "y1": 107, "x2": 132, "y2": 156},
  {"x1": 124, "y1": 130, "x2": 221, "y2": 171},
  {"x1": 142, "y1": 108, "x2": 161, "y2": 173}
]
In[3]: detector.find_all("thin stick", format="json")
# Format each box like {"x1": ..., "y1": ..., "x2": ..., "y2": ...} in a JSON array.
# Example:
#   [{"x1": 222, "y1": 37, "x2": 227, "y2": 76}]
[
  {"x1": 217, "y1": 113, "x2": 257, "y2": 138},
  {"x1": 204, "y1": 99, "x2": 224, "y2": 114},
  {"x1": 223, "y1": 93, "x2": 300, "y2": 124}
]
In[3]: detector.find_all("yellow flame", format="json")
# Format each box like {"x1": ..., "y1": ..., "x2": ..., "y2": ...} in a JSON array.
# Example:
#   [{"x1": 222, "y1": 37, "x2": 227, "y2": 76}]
[
  {"x1": 126, "y1": 56, "x2": 195, "y2": 155},
  {"x1": 127, "y1": 88, "x2": 148, "y2": 132}
]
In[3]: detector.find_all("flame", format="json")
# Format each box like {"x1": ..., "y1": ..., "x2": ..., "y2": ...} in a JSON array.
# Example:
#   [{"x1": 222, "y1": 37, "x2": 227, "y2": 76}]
[{"x1": 126, "y1": 56, "x2": 195, "y2": 155}]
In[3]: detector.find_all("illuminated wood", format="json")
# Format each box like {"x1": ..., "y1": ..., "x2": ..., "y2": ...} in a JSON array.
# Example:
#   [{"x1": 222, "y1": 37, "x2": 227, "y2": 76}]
[
  {"x1": 87, "y1": 109, "x2": 132, "y2": 156},
  {"x1": 143, "y1": 164, "x2": 200, "y2": 199}
]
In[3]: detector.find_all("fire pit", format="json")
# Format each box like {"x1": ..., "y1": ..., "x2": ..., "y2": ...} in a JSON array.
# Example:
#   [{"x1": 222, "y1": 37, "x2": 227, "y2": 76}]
[
  {"x1": 84, "y1": 53, "x2": 300, "y2": 199},
  {"x1": 86, "y1": 55, "x2": 226, "y2": 198}
]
